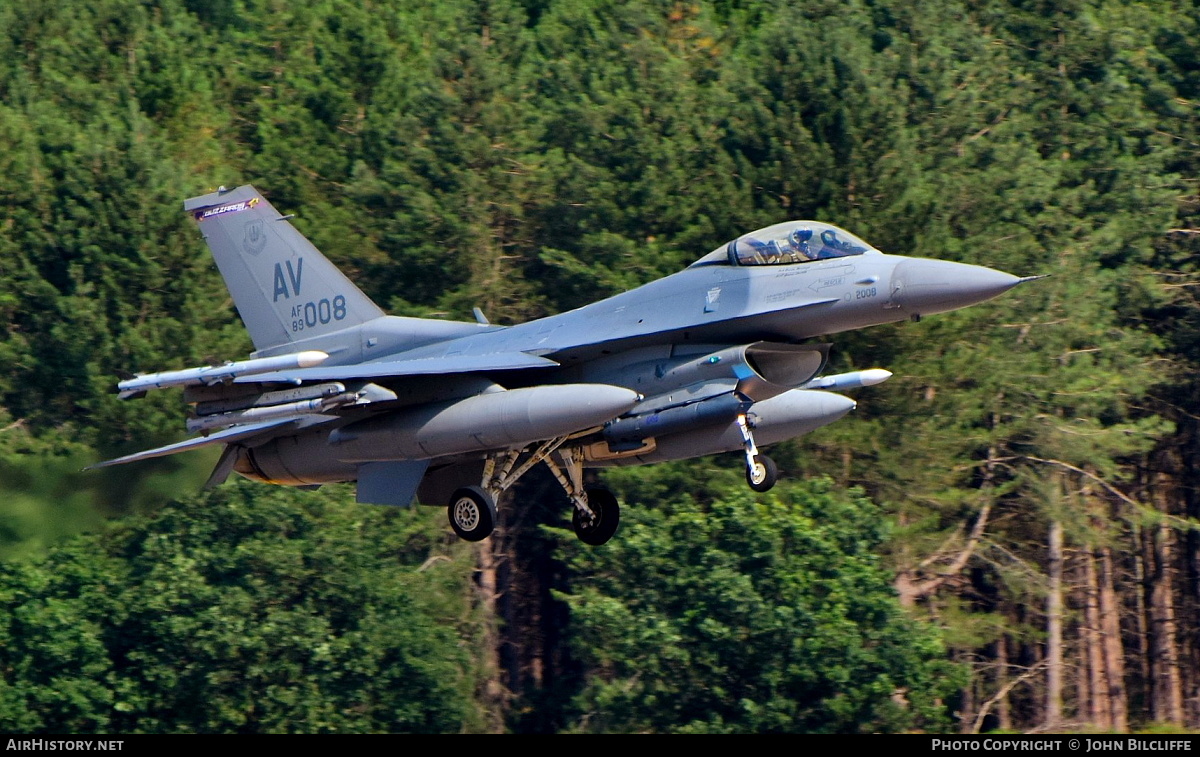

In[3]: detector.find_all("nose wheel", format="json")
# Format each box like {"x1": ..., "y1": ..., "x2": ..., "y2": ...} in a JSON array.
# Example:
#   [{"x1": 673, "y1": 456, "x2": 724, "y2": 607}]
[
  {"x1": 447, "y1": 486, "x2": 497, "y2": 542},
  {"x1": 738, "y1": 413, "x2": 778, "y2": 492},
  {"x1": 746, "y1": 454, "x2": 778, "y2": 492}
]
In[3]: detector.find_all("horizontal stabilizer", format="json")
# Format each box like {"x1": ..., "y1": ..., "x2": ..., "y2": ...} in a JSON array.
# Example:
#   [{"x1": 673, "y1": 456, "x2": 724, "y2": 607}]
[
  {"x1": 236, "y1": 352, "x2": 559, "y2": 383},
  {"x1": 85, "y1": 418, "x2": 299, "y2": 470}
]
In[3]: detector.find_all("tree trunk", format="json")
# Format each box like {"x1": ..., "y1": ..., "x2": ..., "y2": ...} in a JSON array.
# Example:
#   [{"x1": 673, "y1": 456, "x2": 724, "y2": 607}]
[
  {"x1": 997, "y1": 634, "x2": 1012, "y2": 731},
  {"x1": 1134, "y1": 523, "x2": 1151, "y2": 711},
  {"x1": 1084, "y1": 548, "x2": 1110, "y2": 729},
  {"x1": 959, "y1": 650, "x2": 976, "y2": 735},
  {"x1": 1046, "y1": 519, "x2": 1064, "y2": 730},
  {"x1": 1075, "y1": 625, "x2": 1089, "y2": 730},
  {"x1": 1149, "y1": 521, "x2": 1185, "y2": 725},
  {"x1": 476, "y1": 537, "x2": 508, "y2": 732},
  {"x1": 1099, "y1": 546, "x2": 1128, "y2": 731}
]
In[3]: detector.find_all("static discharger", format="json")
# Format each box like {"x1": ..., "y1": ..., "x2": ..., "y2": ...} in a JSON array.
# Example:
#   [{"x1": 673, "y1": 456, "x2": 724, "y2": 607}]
[{"x1": 117, "y1": 351, "x2": 329, "y2": 398}]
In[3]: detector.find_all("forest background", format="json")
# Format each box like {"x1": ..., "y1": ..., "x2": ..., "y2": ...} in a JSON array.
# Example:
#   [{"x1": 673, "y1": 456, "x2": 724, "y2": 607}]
[{"x1": 0, "y1": 0, "x2": 1198, "y2": 734}]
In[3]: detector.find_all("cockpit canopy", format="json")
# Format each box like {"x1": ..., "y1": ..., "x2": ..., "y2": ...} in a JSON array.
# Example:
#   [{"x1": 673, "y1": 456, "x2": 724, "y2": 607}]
[{"x1": 692, "y1": 221, "x2": 880, "y2": 267}]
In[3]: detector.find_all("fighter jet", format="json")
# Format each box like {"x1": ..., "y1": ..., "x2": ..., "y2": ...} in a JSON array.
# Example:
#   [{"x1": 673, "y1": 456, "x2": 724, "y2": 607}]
[{"x1": 92, "y1": 185, "x2": 1033, "y2": 545}]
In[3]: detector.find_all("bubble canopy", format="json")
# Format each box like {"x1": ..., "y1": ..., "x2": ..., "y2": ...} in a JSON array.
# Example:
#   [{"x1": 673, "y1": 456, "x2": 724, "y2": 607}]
[{"x1": 694, "y1": 221, "x2": 880, "y2": 267}]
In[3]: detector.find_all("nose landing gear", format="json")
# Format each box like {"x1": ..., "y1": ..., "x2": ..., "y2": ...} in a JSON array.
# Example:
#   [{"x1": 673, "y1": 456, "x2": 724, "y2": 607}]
[{"x1": 737, "y1": 413, "x2": 778, "y2": 492}]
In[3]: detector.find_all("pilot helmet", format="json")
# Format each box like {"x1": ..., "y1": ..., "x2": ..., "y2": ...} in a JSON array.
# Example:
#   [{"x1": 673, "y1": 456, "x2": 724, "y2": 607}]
[{"x1": 790, "y1": 227, "x2": 813, "y2": 245}]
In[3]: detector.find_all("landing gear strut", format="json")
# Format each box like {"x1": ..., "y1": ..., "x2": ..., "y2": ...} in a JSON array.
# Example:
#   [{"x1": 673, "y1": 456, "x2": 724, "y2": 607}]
[
  {"x1": 453, "y1": 436, "x2": 621, "y2": 545},
  {"x1": 737, "y1": 412, "x2": 777, "y2": 492},
  {"x1": 542, "y1": 447, "x2": 621, "y2": 546}
]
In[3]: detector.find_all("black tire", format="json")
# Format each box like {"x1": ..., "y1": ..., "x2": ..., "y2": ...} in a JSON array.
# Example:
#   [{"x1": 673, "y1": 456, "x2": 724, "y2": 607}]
[
  {"x1": 573, "y1": 487, "x2": 621, "y2": 546},
  {"x1": 447, "y1": 486, "x2": 497, "y2": 542},
  {"x1": 746, "y1": 454, "x2": 778, "y2": 492}
]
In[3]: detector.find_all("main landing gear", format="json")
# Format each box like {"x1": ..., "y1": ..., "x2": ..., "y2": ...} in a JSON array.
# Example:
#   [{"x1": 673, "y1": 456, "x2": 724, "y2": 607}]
[
  {"x1": 737, "y1": 412, "x2": 778, "y2": 493},
  {"x1": 448, "y1": 486, "x2": 497, "y2": 542},
  {"x1": 446, "y1": 411, "x2": 778, "y2": 542},
  {"x1": 444, "y1": 436, "x2": 622, "y2": 546},
  {"x1": 574, "y1": 487, "x2": 620, "y2": 546}
]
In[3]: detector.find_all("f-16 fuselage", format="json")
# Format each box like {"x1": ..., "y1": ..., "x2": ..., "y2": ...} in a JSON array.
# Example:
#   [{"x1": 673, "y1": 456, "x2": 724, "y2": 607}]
[
  {"x1": 96, "y1": 187, "x2": 1030, "y2": 545},
  {"x1": 249, "y1": 244, "x2": 1018, "y2": 367}
]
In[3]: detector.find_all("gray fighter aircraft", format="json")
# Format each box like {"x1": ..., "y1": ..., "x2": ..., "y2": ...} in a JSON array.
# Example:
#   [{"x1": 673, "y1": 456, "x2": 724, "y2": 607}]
[{"x1": 92, "y1": 185, "x2": 1033, "y2": 545}]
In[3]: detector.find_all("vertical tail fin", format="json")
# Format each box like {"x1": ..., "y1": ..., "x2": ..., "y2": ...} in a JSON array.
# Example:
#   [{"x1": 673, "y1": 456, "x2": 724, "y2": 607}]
[{"x1": 184, "y1": 185, "x2": 384, "y2": 352}]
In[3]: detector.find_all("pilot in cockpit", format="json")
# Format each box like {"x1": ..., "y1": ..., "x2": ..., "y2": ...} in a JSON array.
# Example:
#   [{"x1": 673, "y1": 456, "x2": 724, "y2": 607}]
[
  {"x1": 784, "y1": 227, "x2": 815, "y2": 261},
  {"x1": 740, "y1": 226, "x2": 816, "y2": 264},
  {"x1": 723, "y1": 221, "x2": 875, "y2": 267}
]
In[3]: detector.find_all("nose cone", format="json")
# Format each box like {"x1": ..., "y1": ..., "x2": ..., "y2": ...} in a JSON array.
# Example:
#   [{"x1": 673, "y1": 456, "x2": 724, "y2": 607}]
[{"x1": 893, "y1": 259, "x2": 1021, "y2": 316}]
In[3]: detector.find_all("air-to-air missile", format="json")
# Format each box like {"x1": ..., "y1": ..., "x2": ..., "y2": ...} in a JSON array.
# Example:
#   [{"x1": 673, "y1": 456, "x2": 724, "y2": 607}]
[
  {"x1": 117, "y1": 350, "x2": 329, "y2": 398},
  {"x1": 800, "y1": 368, "x2": 893, "y2": 391},
  {"x1": 185, "y1": 393, "x2": 359, "y2": 433}
]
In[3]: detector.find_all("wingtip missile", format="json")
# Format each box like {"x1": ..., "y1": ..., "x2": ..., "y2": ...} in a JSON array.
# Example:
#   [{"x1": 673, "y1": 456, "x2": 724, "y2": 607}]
[
  {"x1": 117, "y1": 350, "x2": 330, "y2": 398},
  {"x1": 293, "y1": 350, "x2": 331, "y2": 368}
]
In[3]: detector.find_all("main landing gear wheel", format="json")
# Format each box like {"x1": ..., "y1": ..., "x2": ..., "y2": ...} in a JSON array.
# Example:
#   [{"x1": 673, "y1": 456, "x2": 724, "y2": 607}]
[
  {"x1": 469, "y1": 441, "x2": 622, "y2": 546},
  {"x1": 746, "y1": 454, "x2": 778, "y2": 493},
  {"x1": 573, "y1": 487, "x2": 621, "y2": 546},
  {"x1": 448, "y1": 486, "x2": 497, "y2": 542}
]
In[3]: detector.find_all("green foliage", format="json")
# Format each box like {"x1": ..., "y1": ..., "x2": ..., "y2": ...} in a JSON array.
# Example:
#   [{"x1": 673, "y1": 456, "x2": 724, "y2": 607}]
[
  {"x1": 0, "y1": 482, "x2": 487, "y2": 733},
  {"x1": 558, "y1": 478, "x2": 963, "y2": 733}
]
